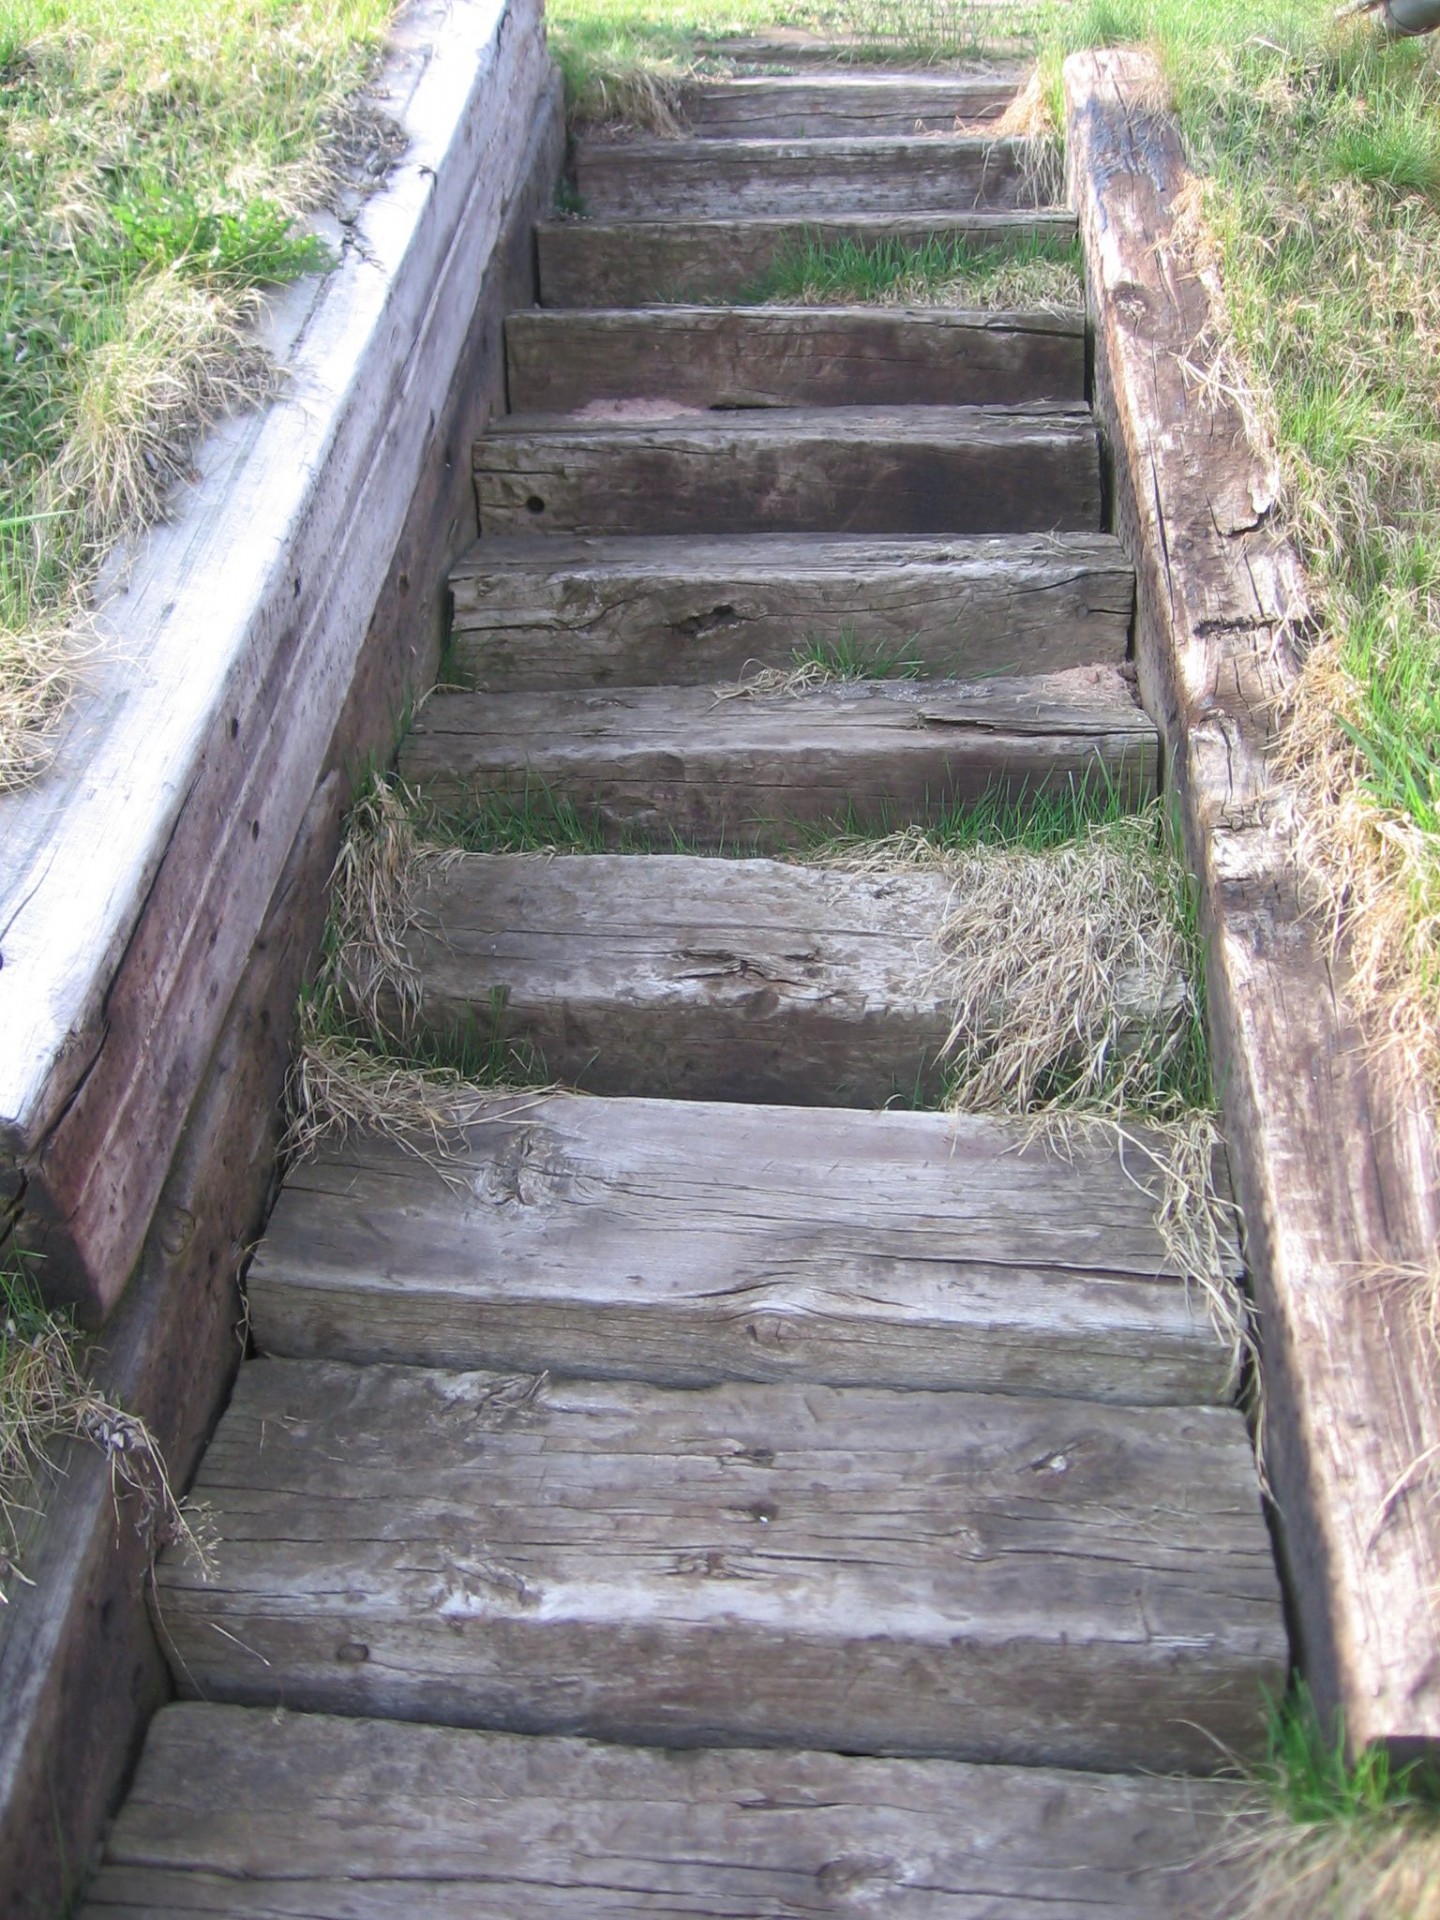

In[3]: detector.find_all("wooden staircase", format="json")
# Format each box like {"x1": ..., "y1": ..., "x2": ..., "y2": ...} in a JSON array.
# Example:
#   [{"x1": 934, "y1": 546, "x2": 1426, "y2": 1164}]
[{"x1": 83, "y1": 64, "x2": 1285, "y2": 1918}]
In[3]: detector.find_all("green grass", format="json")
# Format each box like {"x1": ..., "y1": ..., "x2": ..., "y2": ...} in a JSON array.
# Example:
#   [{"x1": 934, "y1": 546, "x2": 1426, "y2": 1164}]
[
  {"x1": 738, "y1": 229, "x2": 1084, "y2": 309},
  {"x1": 1264, "y1": 1685, "x2": 1440, "y2": 1828},
  {"x1": 0, "y1": 0, "x2": 396, "y2": 788},
  {"x1": 787, "y1": 626, "x2": 924, "y2": 679}
]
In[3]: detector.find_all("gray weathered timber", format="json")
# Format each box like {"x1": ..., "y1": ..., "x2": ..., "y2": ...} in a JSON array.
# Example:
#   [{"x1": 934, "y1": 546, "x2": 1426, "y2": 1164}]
[
  {"x1": 249, "y1": 1093, "x2": 1237, "y2": 1403},
  {"x1": 1068, "y1": 49, "x2": 1440, "y2": 1753},
  {"x1": 575, "y1": 135, "x2": 1042, "y2": 219},
  {"x1": 447, "y1": 532, "x2": 1134, "y2": 689},
  {"x1": 505, "y1": 306, "x2": 1084, "y2": 411},
  {"x1": 681, "y1": 73, "x2": 1019, "y2": 138},
  {"x1": 386, "y1": 853, "x2": 1183, "y2": 1107},
  {"x1": 397, "y1": 668, "x2": 1156, "y2": 844},
  {"x1": 81, "y1": 1703, "x2": 1256, "y2": 1918},
  {"x1": 474, "y1": 407, "x2": 1101, "y2": 537},
  {"x1": 154, "y1": 1361, "x2": 1285, "y2": 1770},
  {"x1": 3, "y1": 0, "x2": 558, "y2": 1318},
  {"x1": 536, "y1": 210, "x2": 1079, "y2": 307}
]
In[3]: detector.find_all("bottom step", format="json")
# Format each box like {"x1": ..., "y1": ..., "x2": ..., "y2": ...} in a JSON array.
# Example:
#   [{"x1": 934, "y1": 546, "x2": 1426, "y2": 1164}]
[{"x1": 84, "y1": 1703, "x2": 1254, "y2": 1918}]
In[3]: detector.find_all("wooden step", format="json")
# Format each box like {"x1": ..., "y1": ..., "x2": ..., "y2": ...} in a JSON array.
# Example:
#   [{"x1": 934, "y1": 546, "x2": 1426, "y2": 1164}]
[
  {"x1": 84, "y1": 1702, "x2": 1255, "y2": 1918},
  {"x1": 153, "y1": 1359, "x2": 1286, "y2": 1770},
  {"x1": 537, "y1": 210, "x2": 1078, "y2": 307},
  {"x1": 574, "y1": 135, "x2": 1046, "y2": 221},
  {"x1": 398, "y1": 669, "x2": 1156, "y2": 847},
  {"x1": 473, "y1": 407, "x2": 1101, "y2": 538},
  {"x1": 448, "y1": 532, "x2": 1134, "y2": 691},
  {"x1": 382, "y1": 852, "x2": 1184, "y2": 1106},
  {"x1": 249, "y1": 1093, "x2": 1238, "y2": 1405},
  {"x1": 681, "y1": 73, "x2": 1019, "y2": 138},
  {"x1": 505, "y1": 305, "x2": 1084, "y2": 412}
]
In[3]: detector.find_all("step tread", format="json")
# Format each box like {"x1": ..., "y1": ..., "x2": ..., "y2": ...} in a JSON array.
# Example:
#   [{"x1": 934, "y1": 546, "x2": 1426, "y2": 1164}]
[
  {"x1": 382, "y1": 851, "x2": 1182, "y2": 1106},
  {"x1": 397, "y1": 669, "x2": 1156, "y2": 841},
  {"x1": 473, "y1": 406, "x2": 1100, "y2": 539},
  {"x1": 250, "y1": 1091, "x2": 1236, "y2": 1403},
  {"x1": 505, "y1": 304, "x2": 1084, "y2": 412},
  {"x1": 154, "y1": 1359, "x2": 1284, "y2": 1769},
  {"x1": 574, "y1": 134, "x2": 1048, "y2": 221},
  {"x1": 684, "y1": 73, "x2": 1019, "y2": 138},
  {"x1": 536, "y1": 211, "x2": 1077, "y2": 306},
  {"x1": 83, "y1": 1703, "x2": 1254, "y2": 1919},
  {"x1": 446, "y1": 531, "x2": 1134, "y2": 691}
]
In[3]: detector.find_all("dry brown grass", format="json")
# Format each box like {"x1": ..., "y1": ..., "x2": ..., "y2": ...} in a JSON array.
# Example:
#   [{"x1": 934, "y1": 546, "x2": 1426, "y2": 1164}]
[
  {"x1": 1217, "y1": 1809, "x2": 1440, "y2": 1920},
  {"x1": 317, "y1": 776, "x2": 431, "y2": 1041}
]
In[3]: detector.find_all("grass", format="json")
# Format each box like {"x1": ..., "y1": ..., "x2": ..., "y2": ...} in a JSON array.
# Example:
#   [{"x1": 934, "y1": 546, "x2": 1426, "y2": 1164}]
[
  {"x1": 0, "y1": 1251, "x2": 192, "y2": 1600},
  {"x1": 1216, "y1": 1684, "x2": 1440, "y2": 1917},
  {"x1": 0, "y1": 0, "x2": 398, "y2": 789},
  {"x1": 719, "y1": 624, "x2": 926, "y2": 692},
  {"x1": 737, "y1": 229, "x2": 1084, "y2": 310}
]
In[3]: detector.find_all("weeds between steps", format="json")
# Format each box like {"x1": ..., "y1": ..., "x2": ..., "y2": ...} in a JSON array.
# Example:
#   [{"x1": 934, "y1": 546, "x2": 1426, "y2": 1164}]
[
  {"x1": 0, "y1": 1251, "x2": 198, "y2": 1603},
  {"x1": 1214, "y1": 1683, "x2": 1440, "y2": 1920},
  {"x1": 736, "y1": 230, "x2": 1084, "y2": 313},
  {"x1": 718, "y1": 627, "x2": 926, "y2": 693}
]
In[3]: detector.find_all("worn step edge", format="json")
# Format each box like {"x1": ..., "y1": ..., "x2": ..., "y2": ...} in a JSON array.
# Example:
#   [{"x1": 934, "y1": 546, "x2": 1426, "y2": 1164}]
[
  {"x1": 154, "y1": 1359, "x2": 1286, "y2": 1770},
  {"x1": 536, "y1": 210, "x2": 1078, "y2": 306},
  {"x1": 504, "y1": 304, "x2": 1085, "y2": 412},
  {"x1": 250, "y1": 1091, "x2": 1237, "y2": 1404},
  {"x1": 573, "y1": 135, "x2": 1050, "y2": 221},
  {"x1": 473, "y1": 405, "x2": 1101, "y2": 539},
  {"x1": 387, "y1": 851, "x2": 1186, "y2": 1108},
  {"x1": 82, "y1": 1702, "x2": 1258, "y2": 1919},
  {"x1": 447, "y1": 531, "x2": 1134, "y2": 690},
  {"x1": 682, "y1": 73, "x2": 1022, "y2": 138},
  {"x1": 398, "y1": 669, "x2": 1156, "y2": 846}
]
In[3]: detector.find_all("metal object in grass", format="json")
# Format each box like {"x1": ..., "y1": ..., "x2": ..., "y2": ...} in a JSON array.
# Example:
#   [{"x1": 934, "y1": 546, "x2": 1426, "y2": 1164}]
[{"x1": 1339, "y1": 0, "x2": 1440, "y2": 35}]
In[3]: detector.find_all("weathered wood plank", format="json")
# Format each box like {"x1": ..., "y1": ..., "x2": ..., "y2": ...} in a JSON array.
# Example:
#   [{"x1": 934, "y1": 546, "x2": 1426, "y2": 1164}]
[
  {"x1": 1066, "y1": 49, "x2": 1440, "y2": 1752},
  {"x1": 153, "y1": 1360, "x2": 1285, "y2": 1770},
  {"x1": 447, "y1": 532, "x2": 1134, "y2": 689},
  {"x1": 681, "y1": 74, "x2": 1018, "y2": 138},
  {"x1": 397, "y1": 668, "x2": 1155, "y2": 845},
  {"x1": 4, "y1": 0, "x2": 559, "y2": 1319},
  {"x1": 536, "y1": 210, "x2": 1078, "y2": 307},
  {"x1": 505, "y1": 306, "x2": 1084, "y2": 412},
  {"x1": 474, "y1": 406, "x2": 1101, "y2": 538},
  {"x1": 388, "y1": 852, "x2": 1183, "y2": 1107},
  {"x1": 249, "y1": 1092, "x2": 1236, "y2": 1403},
  {"x1": 81, "y1": 1703, "x2": 1255, "y2": 1918},
  {"x1": 574, "y1": 135, "x2": 1045, "y2": 220}
]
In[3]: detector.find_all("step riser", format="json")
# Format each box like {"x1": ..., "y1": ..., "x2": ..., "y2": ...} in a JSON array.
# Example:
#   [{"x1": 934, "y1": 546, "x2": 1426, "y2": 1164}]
[
  {"x1": 505, "y1": 308, "x2": 1084, "y2": 412},
  {"x1": 398, "y1": 694, "x2": 1158, "y2": 853},
  {"x1": 536, "y1": 213, "x2": 1078, "y2": 307},
  {"x1": 249, "y1": 1095, "x2": 1238, "y2": 1406},
  {"x1": 448, "y1": 536, "x2": 1134, "y2": 691},
  {"x1": 155, "y1": 1362, "x2": 1285, "y2": 1773},
  {"x1": 574, "y1": 139, "x2": 1047, "y2": 221},
  {"x1": 682, "y1": 79, "x2": 1017, "y2": 139},
  {"x1": 474, "y1": 418, "x2": 1102, "y2": 539},
  {"x1": 385, "y1": 854, "x2": 1183, "y2": 1110},
  {"x1": 86, "y1": 1705, "x2": 1255, "y2": 1920}
]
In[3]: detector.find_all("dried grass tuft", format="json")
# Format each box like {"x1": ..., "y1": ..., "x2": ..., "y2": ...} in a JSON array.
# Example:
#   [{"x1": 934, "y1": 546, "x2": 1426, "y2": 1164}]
[
  {"x1": 1, "y1": 1261, "x2": 204, "y2": 1600},
  {"x1": 318, "y1": 776, "x2": 433, "y2": 1040},
  {"x1": 47, "y1": 272, "x2": 276, "y2": 549},
  {"x1": 0, "y1": 603, "x2": 85, "y2": 791},
  {"x1": 1215, "y1": 1808, "x2": 1440, "y2": 1920},
  {"x1": 931, "y1": 814, "x2": 1199, "y2": 1115}
]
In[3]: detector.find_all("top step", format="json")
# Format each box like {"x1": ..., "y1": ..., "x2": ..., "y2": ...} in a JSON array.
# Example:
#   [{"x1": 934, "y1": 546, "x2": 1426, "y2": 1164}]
[
  {"x1": 679, "y1": 74, "x2": 1019, "y2": 138},
  {"x1": 574, "y1": 135, "x2": 1053, "y2": 221}
]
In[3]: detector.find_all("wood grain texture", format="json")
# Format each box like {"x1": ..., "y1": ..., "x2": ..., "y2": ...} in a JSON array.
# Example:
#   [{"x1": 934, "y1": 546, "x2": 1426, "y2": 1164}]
[
  {"x1": 536, "y1": 211, "x2": 1079, "y2": 307},
  {"x1": 249, "y1": 1092, "x2": 1236, "y2": 1403},
  {"x1": 6, "y1": 0, "x2": 556, "y2": 1318},
  {"x1": 1066, "y1": 49, "x2": 1440, "y2": 1751},
  {"x1": 387, "y1": 852, "x2": 1183, "y2": 1106},
  {"x1": 153, "y1": 1359, "x2": 1285, "y2": 1770},
  {"x1": 681, "y1": 73, "x2": 1019, "y2": 138},
  {"x1": 447, "y1": 531, "x2": 1134, "y2": 689},
  {"x1": 574, "y1": 135, "x2": 1043, "y2": 220},
  {"x1": 81, "y1": 1702, "x2": 1255, "y2": 1918},
  {"x1": 397, "y1": 667, "x2": 1155, "y2": 844},
  {"x1": 474, "y1": 406, "x2": 1101, "y2": 538},
  {"x1": 505, "y1": 305, "x2": 1084, "y2": 411}
]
